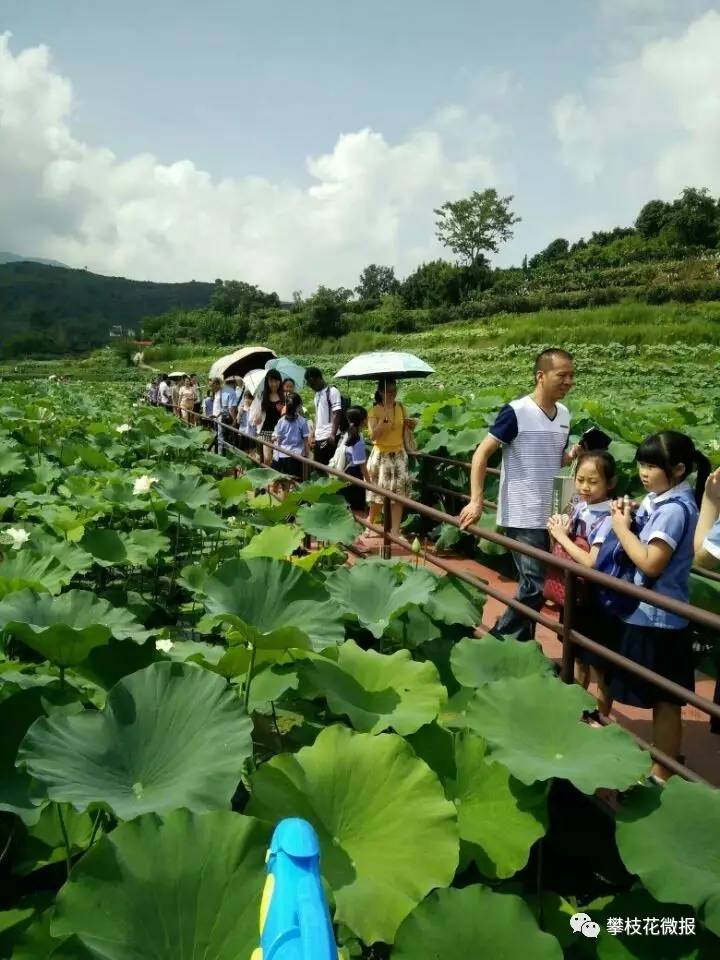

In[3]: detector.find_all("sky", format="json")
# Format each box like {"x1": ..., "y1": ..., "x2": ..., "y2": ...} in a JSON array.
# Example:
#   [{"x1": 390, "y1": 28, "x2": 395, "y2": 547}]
[{"x1": 1, "y1": 0, "x2": 720, "y2": 295}]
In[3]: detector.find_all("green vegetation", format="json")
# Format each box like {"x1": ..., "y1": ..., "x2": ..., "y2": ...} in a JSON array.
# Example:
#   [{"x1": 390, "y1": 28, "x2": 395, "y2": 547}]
[
  {"x1": 0, "y1": 261, "x2": 215, "y2": 357},
  {"x1": 0, "y1": 381, "x2": 718, "y2": 957}
]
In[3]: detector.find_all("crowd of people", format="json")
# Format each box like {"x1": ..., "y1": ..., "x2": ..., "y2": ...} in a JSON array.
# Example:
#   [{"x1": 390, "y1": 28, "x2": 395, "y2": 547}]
[
  {"x1": 146, "y1": 366, "x2": 418, "y2": 539},
  {"x1": 147, "y1": 351, "x2": 720, "y2": 784}
]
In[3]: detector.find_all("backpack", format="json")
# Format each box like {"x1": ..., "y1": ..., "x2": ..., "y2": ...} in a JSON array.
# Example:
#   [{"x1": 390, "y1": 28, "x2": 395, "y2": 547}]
[
  {"x1": 594, "y1": 497, "x2": 692, "y2": 619},
  {"x1": 543, "y1": 515, "x2": 591, "y2": 608},
  {"x1": 326, "y1": 387, "x2": 351, "y2": 433}
]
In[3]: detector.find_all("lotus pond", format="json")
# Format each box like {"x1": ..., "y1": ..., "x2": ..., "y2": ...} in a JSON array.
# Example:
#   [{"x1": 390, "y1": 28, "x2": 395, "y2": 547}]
[{"x1": 0, "y1": 381, "x2": 718, "y2": 959}]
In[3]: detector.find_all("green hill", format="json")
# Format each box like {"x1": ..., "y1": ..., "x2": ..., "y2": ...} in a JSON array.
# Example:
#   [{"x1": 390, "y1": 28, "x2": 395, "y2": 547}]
[
  {"x1": 0, "y1": 261, "x2": 214, "y2": 357},
  {"x1": 0, "y1": 251, "x2": 67, "y2": 268}
]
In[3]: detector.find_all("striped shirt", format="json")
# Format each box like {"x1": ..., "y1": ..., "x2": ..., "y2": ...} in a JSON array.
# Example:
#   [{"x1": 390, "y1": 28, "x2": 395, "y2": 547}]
[{"x1": 490, "y1": 395, "x2": 571, "y2": 529}]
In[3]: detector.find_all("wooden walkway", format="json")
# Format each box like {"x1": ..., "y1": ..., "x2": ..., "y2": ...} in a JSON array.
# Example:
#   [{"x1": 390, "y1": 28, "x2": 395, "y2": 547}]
[{"x1": 366, "y1": 537, "x2": 720, "y2": 787}]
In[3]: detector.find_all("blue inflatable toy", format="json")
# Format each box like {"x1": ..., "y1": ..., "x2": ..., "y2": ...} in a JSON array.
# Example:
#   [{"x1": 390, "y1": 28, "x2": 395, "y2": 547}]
[{"x1": 251, "y1": 817, "x2": 338, "y2": 960}]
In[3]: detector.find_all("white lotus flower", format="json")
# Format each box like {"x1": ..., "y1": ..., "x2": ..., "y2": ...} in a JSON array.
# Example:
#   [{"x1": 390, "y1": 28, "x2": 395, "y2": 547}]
[
  {"x1": 133, "y1": 475, "x2": 158, "y2": 495},
  {"x1": 155, "y1": 638, "x2": 174, "y2": 653},
  {"x1": 3, "y1": 527, "x2": 30, "y2": 550},
  {"x1": 116, "y1": 423, "x2": 131, "y2": 433}
]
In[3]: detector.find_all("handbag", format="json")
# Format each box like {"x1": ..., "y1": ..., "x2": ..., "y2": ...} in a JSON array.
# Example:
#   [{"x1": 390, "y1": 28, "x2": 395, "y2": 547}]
[
  {"x1": 329, "y1": 435, "x2": 349, "y2": 471},
  {"x1": 543, "y1": 534, "x2": 591, "y2": 607}
]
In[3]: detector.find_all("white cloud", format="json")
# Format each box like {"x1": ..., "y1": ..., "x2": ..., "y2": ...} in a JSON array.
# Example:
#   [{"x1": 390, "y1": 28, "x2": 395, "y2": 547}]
[
  {"x1": 0, "y1": 33, "x2": 510, "y2": 293},
  {"x1": 553, "y1": 10, "x2": 720, "y2": 199}
]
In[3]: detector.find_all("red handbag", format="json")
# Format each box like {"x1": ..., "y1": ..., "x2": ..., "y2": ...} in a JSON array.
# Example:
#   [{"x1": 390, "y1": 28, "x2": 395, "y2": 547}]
[{"x1": 543, "y1": 536, "x2": 591, "y2": 607}]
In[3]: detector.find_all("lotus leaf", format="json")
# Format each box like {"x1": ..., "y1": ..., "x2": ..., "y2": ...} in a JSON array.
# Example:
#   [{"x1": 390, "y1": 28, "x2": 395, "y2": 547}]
[
  {"x1": 18, "y1": 661, "x2": 253, "y2": 819},
  {"x1": 154, "y1": 472, "x2": 219, "y2": 509},
  {"x1": 298, "y1": 639, "x2": 446, "y2": 734},
  {"x1": 325, "y1": 560, "x2": 438, "y2": 638},
  {"x1": 465, "y1": 674, "x2": 650, "y2": 793},
  {"x1": 248, "y1": 723, "x2": 458, "y2": 944},
  {"x1": 52, "y1": 810, "x2": 269, "y2": 959},
  {"x1": 0, "y1": 551, "x2": 73, "y2": 596},
  {"x1": 296, "y1": 499, "x2": 361, "y2": 545},
  {"x1": 449, "y1": 732, "x2": 547, "y2": 879},
  {"x1": 0, "y1": 589, "x2": 150, "y2": 666},
  {"x1": 80, "y1": 528, "x2": 169, "y2": 567},
  {"x1": 423, "y1": 575, "x2": 485, "y2": 627},
  {"x1": 217, "y1": 475, "x2": 252, "y2": 505},
  {"x1": 392, "y1": 885, "x2": 562, "y2": 960},
  {"x1": 451, "y1": 635, "x2": 552, "y2": 688},
  {"x1": 0, "y1": 448, "x2": 26, "y2": 476},
  {"x1": 200, "y1": 557, "x2": 344, "y2": 651},
  {"x1": 616, "y1": 778, "x2": 720, "y2": 936},
  {"x1": 13, "y1": 803, "x2": 93, "y2": 876},
  {"x1": 243, "y1": 466, "x2": 283, "y2": 488},
  {"x1": 240, "y1": 524, "x2": 304, "y2": 559}
]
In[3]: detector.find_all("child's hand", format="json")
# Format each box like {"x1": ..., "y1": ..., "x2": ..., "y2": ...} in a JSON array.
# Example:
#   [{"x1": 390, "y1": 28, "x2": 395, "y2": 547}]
[
  {"x1": 705, "y1": 468, "x2": 720, "y2": 506},
  {"x1": 547, "y1": 514, "x2": 571, "y2": 541},
  {"x1": 611, "y1": 496, "x2": 633, "y2": 532}
]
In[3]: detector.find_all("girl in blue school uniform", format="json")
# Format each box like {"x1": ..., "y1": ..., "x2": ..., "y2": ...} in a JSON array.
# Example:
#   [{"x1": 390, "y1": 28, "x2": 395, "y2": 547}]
[
  {"x1": 272, "y1": 393, "x2": 309, "y2": 482},
  {"x1": 693, "y1": 466, "x2": 720, "y2": 736},
  {"x1": 340, "y1": 406, "x2": 369, "y2": 513},
  {"x1": 609, "y1": 431, "x2": 710, "y2": 782},
  {"x1": 548, "y1": 450, "x2": 618, "y2": 717}
]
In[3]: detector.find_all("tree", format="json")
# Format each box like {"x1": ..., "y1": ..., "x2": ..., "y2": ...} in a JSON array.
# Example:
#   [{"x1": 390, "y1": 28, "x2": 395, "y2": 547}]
[
  {"x1": 299, "y1": 286, "x2": 351, "y2": 338},
  {"x1": 668, "y1": 187, "x2": 719, "y2": 248},
  {"x1": 528, "y1": 238, "x2": 569, "y2": 269},
  {"x1": 635, "y1": 199, "x2": 673, "y2": 239},
  {"x1": 434, "y1": 189, "x2": 521, "y2": 265},
  {"x1": 355, "y1": 264, "x2": 400, "y2": 301},
  {"x1": 209, "y1": 279, "x2": 280, "y2": 316},
  {"x1": 400, "y1": 260, "x2": 464, "y2": 309}
]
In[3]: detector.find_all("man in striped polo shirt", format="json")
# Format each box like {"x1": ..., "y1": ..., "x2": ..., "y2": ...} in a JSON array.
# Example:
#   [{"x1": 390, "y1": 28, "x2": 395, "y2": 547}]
[{"x1": 459, "y1": 349, "x2": 578, "y2": 641}]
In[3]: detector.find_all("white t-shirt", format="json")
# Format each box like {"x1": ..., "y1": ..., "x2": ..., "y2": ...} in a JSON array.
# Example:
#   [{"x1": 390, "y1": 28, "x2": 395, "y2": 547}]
[
  {"x1": 313, "y1": 385, "x2": 342, "y2": 441},
  {"x1": 158, "y1": 380, "x2": 171, "y2": 404},
  {"x1": 489, "y1": 395, "x2": 571, "y2": 529}
]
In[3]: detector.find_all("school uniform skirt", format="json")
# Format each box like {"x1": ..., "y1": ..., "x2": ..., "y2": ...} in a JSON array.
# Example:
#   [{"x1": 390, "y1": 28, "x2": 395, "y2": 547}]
[
  {"x1": 609, "y1": 623, "x2": 695, "y2": 708},
  {"x1": 568, "y1": 600, "x2": 621, "y2": 675},
  {"x1": 274, "y1": 456, "x2": 303, "y2": 480},
  {"x1": 342, "y1": 464, "x2": 366, "y2": 511}
]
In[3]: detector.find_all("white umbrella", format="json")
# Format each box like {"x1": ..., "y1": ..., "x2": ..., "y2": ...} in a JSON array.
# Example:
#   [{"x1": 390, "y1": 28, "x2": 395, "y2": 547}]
[
  {"x1": 241, "y1": 368, "x2": 267, "y2": 396},
  {"x1": 208, "y1": 346, "x2": 276, "y2": 382},
  {"x1": 334, "y1": 351, "x2": 434, "y2": 381},
  {"x1": 167, "y1": 371, "x2": 188, "y2": 380}
]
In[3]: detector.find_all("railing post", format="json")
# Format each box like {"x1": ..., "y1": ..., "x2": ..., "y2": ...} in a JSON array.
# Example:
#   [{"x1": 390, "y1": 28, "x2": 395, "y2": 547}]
[
  {"x1": 382, "y1": 495, "x2": 392, "y2": 559},
  {"x1": 560, "y1": 570, "x2": 576, "y2": 684}
]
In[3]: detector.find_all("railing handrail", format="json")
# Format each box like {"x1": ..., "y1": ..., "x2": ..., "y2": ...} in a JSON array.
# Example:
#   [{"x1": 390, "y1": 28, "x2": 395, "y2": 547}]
[
  {"x1": 165, "y1": 407, "x2": 720, "y2": 782},
  {"x1": 194, "y1": 411, "x2": 720, "y2": 641}
]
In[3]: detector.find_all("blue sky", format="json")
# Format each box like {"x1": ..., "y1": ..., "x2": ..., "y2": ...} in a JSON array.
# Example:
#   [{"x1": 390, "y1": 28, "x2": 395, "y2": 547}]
[{"x1": 1, "y1": 0, "x2": 719, "y2": 292}]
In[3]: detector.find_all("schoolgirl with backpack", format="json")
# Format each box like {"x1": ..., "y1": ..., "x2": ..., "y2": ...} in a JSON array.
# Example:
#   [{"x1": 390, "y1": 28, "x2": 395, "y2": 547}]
[
  {"x1": 599, "y1": 431, "x2": 710, "y2": 784},
  {"x1": 329, "y1": 406, "x2": 369, "y2": 512},
  {"x1": 546, "y1": 449, "x2": 618, "y2": 718}
]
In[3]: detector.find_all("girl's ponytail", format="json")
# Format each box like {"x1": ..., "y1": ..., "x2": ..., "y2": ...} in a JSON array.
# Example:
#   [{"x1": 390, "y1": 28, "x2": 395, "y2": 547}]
[{"x1": 694, "y1": 449, "x2": 712, "y2": 507}]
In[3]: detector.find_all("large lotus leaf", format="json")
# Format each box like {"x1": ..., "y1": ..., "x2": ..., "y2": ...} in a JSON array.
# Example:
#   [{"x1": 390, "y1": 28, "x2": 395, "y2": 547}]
[
  {"x1": 154, "y1": 472, "x2": 219, "y2": 509},
  {"x1": 248, "y1": 724, "x2": 457, "y2": 944},
  {"x1": 216, "y1": 475, "x2": 252, "y2": 505},
  {"x1": 0, "y1": 552, "x2": 74, "y2": 596},
  {"x1": 423, "y1": 576, "x2": 485, "y2": 627},
  {"x1": 451, "y1": 635, "x2": 553, "y2": 688},
  {"x1": 616, "y1": 778, "x2": 720, "y2": 936},
  {"x1": 240, "y1": 524, "x2": 304, "y2": 559},
  {"x1": 244, "y1": 466, "x2": 283, "y2": 488},
  {"x1": 0, "y1": 589, "x2": 150, "y2": 666},
  {"x1": 200, "y1": 557, "x2": 344, "y2": 651},
  {"x1": 391, "y1": 885, "x2": 562, "y2": 960},
  {"x1": 80, "y1": 528, "x2": 170, "y2": 567},
  {"x1": 449, "y1": 732, "x2": 547, "y2": 879},
  {"x1": 74, "y1": 638, "x2": 160, "y2": 692},
  {"x1": 18, "y1": 661, "x2": 253, "y2": 819},
  {"x1": 13, "y1": 803, "x2": 93, "y2": 875},
  {"x1": 325, "y1": 561, "x2": 438, "y2": 638},
  {"x1": 292, "y1": 476, "x2": 348, "y2": 503},
  {"x1": 383, "y1": 605, "x2": 441, "y2": 648},
  {"x1": 298, "y1": 639, "x2": 446, "y2": 735},
  {"x1": 296, "y1": 499, "x2": 361, "y2": 545},
  {"x1": 52, "y1": 810, "x2": 269, "y2": 960},
  {"x1": 465, "y1": 674, "x2": 651, "y2": 793}
]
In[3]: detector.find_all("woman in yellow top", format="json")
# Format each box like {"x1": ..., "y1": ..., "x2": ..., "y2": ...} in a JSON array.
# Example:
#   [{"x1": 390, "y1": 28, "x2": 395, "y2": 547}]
[{"x1": 359, "y1": 378, "x2": 416, "y2": 545}]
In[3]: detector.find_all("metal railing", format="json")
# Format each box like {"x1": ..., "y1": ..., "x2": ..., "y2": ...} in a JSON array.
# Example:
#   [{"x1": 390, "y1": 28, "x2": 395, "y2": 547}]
[{"x1": 178, "y1": 407, "x2": 720, "y2": 786}]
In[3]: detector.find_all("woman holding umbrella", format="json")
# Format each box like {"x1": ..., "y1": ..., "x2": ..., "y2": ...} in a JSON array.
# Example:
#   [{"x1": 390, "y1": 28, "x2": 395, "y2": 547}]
[{"x1": 356, "y1": 378, "x2": 417, "y2": 545}]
